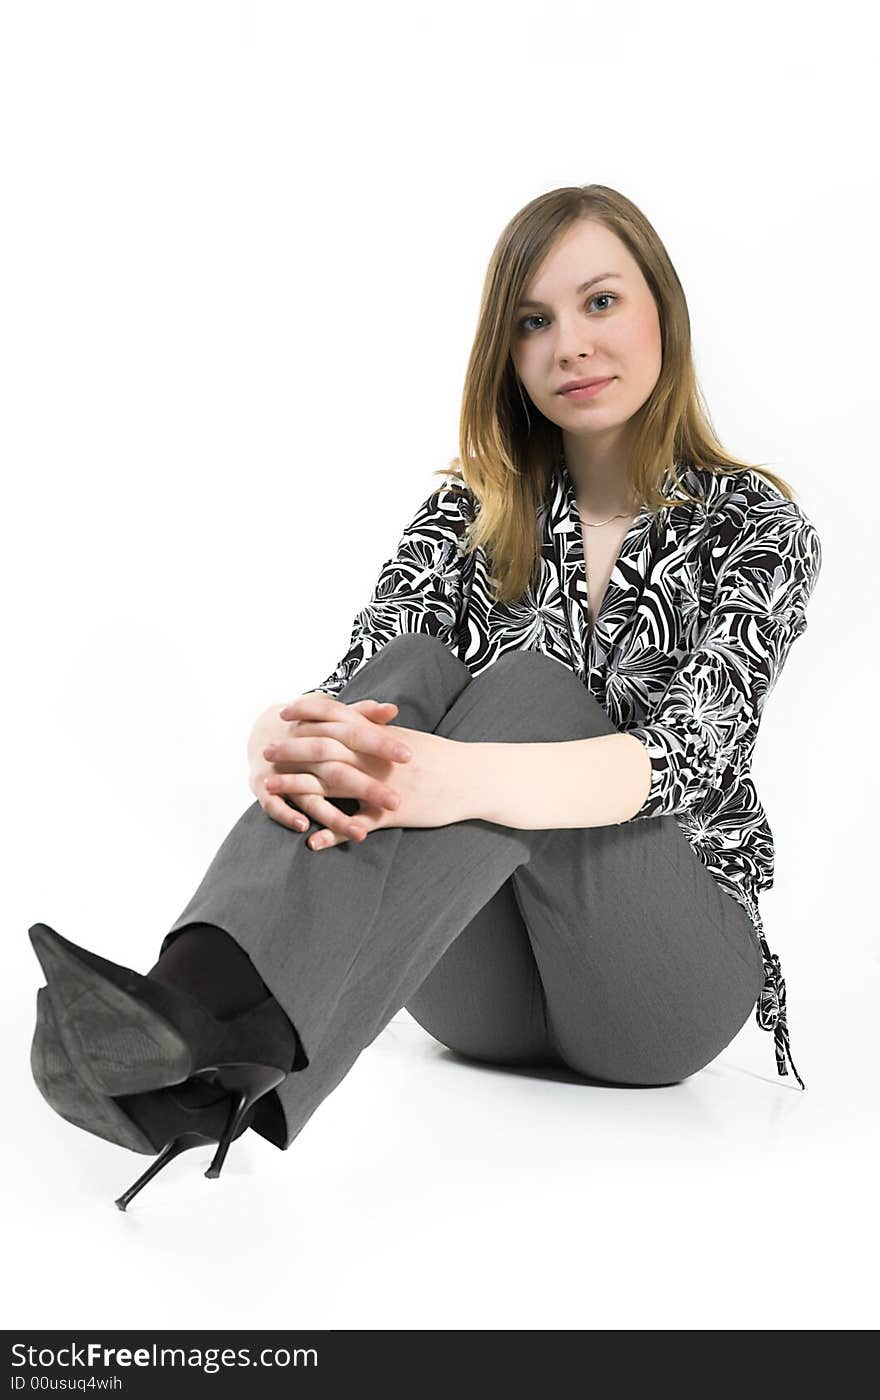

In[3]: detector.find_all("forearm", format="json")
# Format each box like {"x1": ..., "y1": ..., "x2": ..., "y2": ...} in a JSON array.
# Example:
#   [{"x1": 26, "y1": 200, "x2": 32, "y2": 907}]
[{"x1": 455, "y1": 734, "x2": 653, "y2": 829}]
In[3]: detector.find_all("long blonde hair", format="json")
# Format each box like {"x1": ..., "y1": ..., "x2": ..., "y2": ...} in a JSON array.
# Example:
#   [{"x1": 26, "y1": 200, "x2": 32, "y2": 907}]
[{"x1": 434, "y1": 184, "x2": 795, "y2": 605}]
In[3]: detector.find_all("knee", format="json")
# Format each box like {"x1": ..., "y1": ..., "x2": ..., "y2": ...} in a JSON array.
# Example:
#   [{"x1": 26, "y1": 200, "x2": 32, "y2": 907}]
[
  {"x1": 367, "y1": 632, "x2": 472, "y2": 686},
  {"x1": 477, "y1": 650, "x2": 597, "y2": 706},
  {"x1": 444, "y1": 649, "x2": 616, "y2": 743},
  {"x1": 379, "y1": 632, "x2": 460, "y2": 664}
]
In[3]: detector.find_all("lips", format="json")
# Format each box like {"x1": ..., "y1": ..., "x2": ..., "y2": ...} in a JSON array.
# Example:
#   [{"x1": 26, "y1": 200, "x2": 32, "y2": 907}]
[{"x1": 558, "y1": 377, "x2": 614, "y2": 394}]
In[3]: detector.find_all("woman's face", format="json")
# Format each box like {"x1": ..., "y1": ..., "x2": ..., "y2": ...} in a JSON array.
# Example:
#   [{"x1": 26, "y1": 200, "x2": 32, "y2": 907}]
[{"x1": 509, "y1": 219, "x2": 663, "y2": 457}]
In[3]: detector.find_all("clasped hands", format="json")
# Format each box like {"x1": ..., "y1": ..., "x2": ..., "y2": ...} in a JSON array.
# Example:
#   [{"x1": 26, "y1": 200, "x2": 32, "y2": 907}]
[{"x1": 250, "y1": 692, "x2": 469, "y2": 852}]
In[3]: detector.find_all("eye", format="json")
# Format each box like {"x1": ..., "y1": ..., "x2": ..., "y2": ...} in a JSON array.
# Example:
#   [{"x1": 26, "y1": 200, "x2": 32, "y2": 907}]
[
  {"x1": 590, "y1": 292, "x2": 617, "y2": 313},
  {"x1": 517, "y1": 292, "x2": 618, "y2": 334}
]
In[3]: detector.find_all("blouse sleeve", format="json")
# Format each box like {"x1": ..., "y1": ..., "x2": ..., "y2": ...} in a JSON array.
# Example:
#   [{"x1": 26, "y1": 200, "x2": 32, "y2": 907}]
[
  {"x1": 305, "y1": 484, "x2": 471, "y2": 699},
  {"x1": 626, "y1": 491, "x2": 823, "y2": 820}
]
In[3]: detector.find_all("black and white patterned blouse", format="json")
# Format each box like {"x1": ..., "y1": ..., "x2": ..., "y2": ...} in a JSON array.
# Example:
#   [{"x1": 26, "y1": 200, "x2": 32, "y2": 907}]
[{"x1": 311, "y1": 451, "x2": 823, "y2": 1089}]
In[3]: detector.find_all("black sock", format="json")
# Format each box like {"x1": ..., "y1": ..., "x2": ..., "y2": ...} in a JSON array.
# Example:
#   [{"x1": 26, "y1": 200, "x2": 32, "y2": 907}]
[{"x1": 147, "y1": 922, "x2": 273, "y2": 1019}]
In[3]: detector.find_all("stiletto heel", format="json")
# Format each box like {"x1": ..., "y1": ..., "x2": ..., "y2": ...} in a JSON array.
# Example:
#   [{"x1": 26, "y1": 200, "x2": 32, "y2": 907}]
[
  {"x1": 110, "y1": 1064, "x2": 286, "y2": 1210},
  {"x1": 201, "y1": 1063, "x2": 287, "y2": 1179},
  {"x1": 114, "y1": 1134, "x2": 205, "y2": 1212}
]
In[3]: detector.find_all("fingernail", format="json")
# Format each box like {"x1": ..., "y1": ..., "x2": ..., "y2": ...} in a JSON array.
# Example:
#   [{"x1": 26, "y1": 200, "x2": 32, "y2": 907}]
[{"x1": 394, "y1": 746, "x2": 413, "y2": 760}]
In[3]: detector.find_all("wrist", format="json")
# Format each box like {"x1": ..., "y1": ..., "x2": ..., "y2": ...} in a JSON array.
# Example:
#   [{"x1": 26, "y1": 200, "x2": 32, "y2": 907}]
[{"x1": 446, "y1": 738, "x2": 488, "y2": 823}]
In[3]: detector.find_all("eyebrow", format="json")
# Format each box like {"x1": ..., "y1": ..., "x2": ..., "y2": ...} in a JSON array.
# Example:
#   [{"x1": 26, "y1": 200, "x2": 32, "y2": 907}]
[{"x1": 515, "y1": 272, "x2": 623, "y2": 309}]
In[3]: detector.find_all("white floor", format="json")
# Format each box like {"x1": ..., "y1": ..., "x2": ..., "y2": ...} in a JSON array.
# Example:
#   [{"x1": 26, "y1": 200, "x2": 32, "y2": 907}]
[{"x1": 7, "y1": 980, "x2": 878, "y2": 1331}]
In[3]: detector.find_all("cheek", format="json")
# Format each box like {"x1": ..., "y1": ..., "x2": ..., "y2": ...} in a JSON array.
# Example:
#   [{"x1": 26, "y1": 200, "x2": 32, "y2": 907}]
[
  {"x1": 512, "y1": 341, "x2": 537, "y2": 375},
  {"x1": 513, "y1": 348, "x2": 545, "y2": 398},
  {"x1": 617, "y1": 316, "x2": 662, "y2": 380},
  {"x1": 630, "y1": 307, "x2": 663, "y2": 360}
]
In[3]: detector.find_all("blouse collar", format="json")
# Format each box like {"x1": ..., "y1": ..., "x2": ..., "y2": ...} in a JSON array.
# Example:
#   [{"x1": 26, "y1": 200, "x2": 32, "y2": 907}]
[{"x1": 545, "y1": 449, "x2": 671, "y2": 670}]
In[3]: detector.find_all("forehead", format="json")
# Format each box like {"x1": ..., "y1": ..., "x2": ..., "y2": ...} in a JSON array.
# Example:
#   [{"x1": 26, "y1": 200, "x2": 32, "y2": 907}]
[{"x1": 521, "y1": 221, "x2": 638, "y2": 300}]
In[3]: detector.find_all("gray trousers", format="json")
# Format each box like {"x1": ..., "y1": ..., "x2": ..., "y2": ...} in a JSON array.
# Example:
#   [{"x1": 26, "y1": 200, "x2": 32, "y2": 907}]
[{"x1": 159, "y1": 634, "x2": 766, "y2": 1151}]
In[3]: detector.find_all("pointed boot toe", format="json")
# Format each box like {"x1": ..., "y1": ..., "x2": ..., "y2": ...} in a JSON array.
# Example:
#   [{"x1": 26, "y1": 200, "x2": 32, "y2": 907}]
[
  {"x1": 30, "y1": 982, "x2": 262, "y2": 1210},
  {"x1": 30, "y1": 984, "x2": 158, "y2": 1153}
]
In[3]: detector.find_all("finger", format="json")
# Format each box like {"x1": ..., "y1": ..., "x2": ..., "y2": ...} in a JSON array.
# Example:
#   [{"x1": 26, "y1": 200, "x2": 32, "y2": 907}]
[
  {"x1": 264, "y1": 727, "x2": 413, "y2": 769},
  {"x1": 307, "y1": 823, "x2": 347, "y2": 851},
  {"x1": 289, "y1": 793, "x2": 371, "y2": 847},
  {"x1": 258, "y1": 792, "x2": 312, "y2": 833},
  {"x1": 278, "y1": 697, "x2": 411, "y2": 763},
  {"x1": 278, "y1": 695, "x2": 351, "y2": 722},
  {"x1": 264, "y1": 763, "x2": 401, "y2": 813},
  {"x1": 280, "y1": 696, "x2": 398, "y2": 721},
  {"x1": 348, "y1": 699, "x2": 399, "y2": 721},
  {"x1": 259, "y1": 788, "x2": 367, "y2": 845},
  {"x1": 299, "y1": 795, "x2": 391, "y2": 851}
]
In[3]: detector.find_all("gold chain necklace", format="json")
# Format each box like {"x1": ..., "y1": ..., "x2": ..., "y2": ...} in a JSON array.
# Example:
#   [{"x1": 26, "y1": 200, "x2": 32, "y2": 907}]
[{"x1": 580, "y1": 511, "x2": 631, "y2": 528}]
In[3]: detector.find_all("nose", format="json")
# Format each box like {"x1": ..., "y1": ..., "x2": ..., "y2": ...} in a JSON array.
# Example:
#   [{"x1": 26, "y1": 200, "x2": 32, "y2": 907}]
[{"x1": 556, "y1": 327, "x2": 598, "y2": 362}]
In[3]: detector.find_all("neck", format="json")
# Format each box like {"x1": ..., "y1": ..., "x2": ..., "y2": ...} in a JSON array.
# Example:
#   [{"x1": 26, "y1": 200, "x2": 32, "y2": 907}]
[
  {"x1": 564, "y1": 462, "x2": 639, "y2": 521},
  {"x1": 561, "y1": 434, "x2": 638, "y2": 519}
]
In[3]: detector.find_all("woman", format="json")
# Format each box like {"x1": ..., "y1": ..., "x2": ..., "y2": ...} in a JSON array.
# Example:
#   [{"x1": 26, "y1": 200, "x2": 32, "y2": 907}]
[{"x1": 29, "y1": 184, "x2": 822, "y2": 1210}]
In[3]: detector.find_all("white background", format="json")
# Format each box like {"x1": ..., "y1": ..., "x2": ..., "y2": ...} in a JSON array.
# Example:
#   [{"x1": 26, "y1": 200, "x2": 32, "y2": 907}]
[{"x1": 3, "y1": 0, "x2": 876, "y2": 1332}]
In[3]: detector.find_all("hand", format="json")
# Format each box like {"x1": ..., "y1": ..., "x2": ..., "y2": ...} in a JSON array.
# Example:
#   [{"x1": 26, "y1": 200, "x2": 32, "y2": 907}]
[
  {"x1": 260, "y1": 695, "x2": 468, "y2": 852},
  {"x1": 248, "y1": 693, "x2": 408, "y2": 840}
]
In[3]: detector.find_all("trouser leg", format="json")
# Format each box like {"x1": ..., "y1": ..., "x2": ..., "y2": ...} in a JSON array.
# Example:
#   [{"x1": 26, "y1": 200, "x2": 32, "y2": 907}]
[
  {"x1": 160, "y1": 633, "x2": 530, "y2": 1148},
  {"x1": 161, "y1": 634, "x2": 764, "y2": 1151}
]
